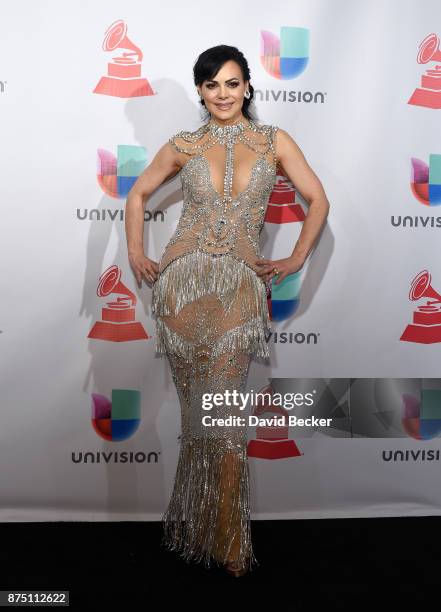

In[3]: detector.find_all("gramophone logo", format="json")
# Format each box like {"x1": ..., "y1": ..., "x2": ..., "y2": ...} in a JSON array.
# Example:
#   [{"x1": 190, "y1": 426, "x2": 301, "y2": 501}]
[
  {"x1": 92, "y1": 389, "x2": 141, "y2": 441},
  {"x1": 400, "y1": 269, "x2": 441, "y2": 344},
  {"x1": 410, "y1": 154, "x2": 441, "y2": 206},
  {"x1": 97, "y1": 145, "x2": 147, "y2": 198},
  {"x1": 247, "y1": 384, "x2": 302, "y2": 460},
  {"x1": 260, "y1": 26, "x2": 309, "y2": 79},
  {"x1": 402, "y1": 390, "x2": 441, "y2": 440},
  {"x1": 408, "y1": 33, "x2": 441, "y2": 109},
  {"x1": 93, "y1": 19, "x2": 155, "y2": 98},
  {"x1": 88, "y1": 265, "x2": 150, "y2": 342},
  {"x1": 264, "y1": 167, "x2": 303, "y2": 321}
]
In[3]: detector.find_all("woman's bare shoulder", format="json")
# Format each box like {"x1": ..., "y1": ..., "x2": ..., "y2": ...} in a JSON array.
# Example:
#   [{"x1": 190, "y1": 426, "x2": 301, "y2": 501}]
[{"x1": 168, "y1": 124, "x2": 208, "y2": 153}]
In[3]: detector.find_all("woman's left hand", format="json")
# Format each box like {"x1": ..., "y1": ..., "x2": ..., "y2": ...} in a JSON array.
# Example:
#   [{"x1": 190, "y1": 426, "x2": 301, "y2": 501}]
[{"x1": 254, "y1": 254, "x2": 305, "y2": 285}]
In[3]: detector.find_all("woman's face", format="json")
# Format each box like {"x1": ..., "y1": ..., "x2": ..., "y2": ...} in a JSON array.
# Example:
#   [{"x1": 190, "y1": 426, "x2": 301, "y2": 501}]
[{"x1": 197, "y1": 60, "x2": 249, "y2": 123}]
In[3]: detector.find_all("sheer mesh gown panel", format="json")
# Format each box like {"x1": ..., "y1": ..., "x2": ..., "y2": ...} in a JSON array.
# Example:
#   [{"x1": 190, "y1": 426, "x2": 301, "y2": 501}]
[{"x1": 151, "y1": 118, "x2": 278, "y2": 572}]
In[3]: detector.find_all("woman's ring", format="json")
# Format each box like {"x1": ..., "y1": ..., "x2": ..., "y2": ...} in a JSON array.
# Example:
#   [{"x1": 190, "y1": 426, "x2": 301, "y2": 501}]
[{"x1": 273, "y1": 267, "x2": 279, "y2": 275}]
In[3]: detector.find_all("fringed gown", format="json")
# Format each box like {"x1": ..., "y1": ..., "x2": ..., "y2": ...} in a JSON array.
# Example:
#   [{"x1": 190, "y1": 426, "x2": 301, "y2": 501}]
[{"x1": 151, "y1": 117, "x2": 278, "y2": 573}]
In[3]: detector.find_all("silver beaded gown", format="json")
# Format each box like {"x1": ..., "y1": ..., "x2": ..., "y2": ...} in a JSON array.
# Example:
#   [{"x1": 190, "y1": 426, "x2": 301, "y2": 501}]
[{"x1": 151, "y1": 117, "x2": 278, "y2": 572}]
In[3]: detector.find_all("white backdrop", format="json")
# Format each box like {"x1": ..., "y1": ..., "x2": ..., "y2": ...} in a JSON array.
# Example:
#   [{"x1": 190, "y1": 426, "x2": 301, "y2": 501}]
[{"x1": 1, "y1": 0, "x2": 441, "y2": 521}]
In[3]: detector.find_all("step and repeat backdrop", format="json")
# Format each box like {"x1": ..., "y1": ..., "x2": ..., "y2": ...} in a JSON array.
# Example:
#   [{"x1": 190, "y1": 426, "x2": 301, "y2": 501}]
[{"x1": 1, "y1": 0, "x2": 441, "y2": 521}]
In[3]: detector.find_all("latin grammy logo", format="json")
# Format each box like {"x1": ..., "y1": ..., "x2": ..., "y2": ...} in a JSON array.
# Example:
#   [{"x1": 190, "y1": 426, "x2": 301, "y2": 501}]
[
  {"x1": 247, "y1": 384, "x2": 302, "y2": 460},
  {"x1": 88, "y1": 264, "x2": 150, "y2": 342},
  {"x1": 400, "y1": 269, "x2": 441, "y2": 344},
  {"x1": 408, "y1": 32, "x2": 441, "y2": 109},
  {"x1": 93, "y1": 19, "x2": 154, "y2": 98},
  {"x1": 264, "y1": 167, "x2": 306, "y2": 225}
]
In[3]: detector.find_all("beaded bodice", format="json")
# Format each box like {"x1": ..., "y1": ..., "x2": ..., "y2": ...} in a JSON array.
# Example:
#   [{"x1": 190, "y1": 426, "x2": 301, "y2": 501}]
[{"x1": 159, "y1": 117, "x2": 279, "y2": 275}]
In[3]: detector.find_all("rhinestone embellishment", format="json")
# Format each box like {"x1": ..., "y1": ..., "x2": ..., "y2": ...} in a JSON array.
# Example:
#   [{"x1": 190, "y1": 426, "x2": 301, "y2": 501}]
[{"x1": 207, "y1": 119, "x2": 248, "y2": 142}]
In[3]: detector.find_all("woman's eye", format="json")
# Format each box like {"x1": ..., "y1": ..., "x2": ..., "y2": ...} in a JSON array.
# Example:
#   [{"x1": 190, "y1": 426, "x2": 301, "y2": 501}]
[{"x1": 206, "y1": 82, "x2": 239, "y2": 89}]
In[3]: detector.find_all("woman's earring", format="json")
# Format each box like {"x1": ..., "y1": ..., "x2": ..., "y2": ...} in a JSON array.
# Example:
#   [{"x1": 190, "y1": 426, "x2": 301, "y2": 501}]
[{"x1": 244, "y1": 89, "x2": 251, "y2": 99}]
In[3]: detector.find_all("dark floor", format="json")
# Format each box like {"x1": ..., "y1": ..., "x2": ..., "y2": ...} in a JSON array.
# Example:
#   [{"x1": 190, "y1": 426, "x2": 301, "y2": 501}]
[{"x1": 1, "y1": 517, "x2": 439, "y2": 606}]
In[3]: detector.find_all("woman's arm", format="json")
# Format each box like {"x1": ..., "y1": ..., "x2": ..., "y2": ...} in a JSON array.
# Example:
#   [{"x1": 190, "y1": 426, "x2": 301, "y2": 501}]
[
  {"x1": 125, "y1": 141, "x2": 182, "y2": 256},
  {"x1": 125, "y1": 141, "x2": 181, "y2": 284},
  {"x1": 255, "y1": 128, "x2": 330, "y2": 285},
  {"x1": 275, "y1": 127, "x2": 330, "y2": 263}
]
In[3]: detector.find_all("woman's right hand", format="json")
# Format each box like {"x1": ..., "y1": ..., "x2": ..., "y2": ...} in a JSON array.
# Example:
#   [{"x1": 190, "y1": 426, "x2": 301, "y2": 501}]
[{"x1": 128, "y1": 251, "x2": 159, "y2": 286}]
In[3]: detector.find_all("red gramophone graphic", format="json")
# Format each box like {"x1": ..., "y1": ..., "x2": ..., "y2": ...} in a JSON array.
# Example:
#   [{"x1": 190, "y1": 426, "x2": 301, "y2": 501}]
[
  {"x1": 247, "y1": 383, "x2": 302, "y2": 460},
  {"x1": 93, "y1": 19, "x2": 155, "y2": 98},
  {"x1": 408, "y1": 33, "x2": 441, "y2": 109},
  {"x1": 88, "y1": 265, "x2": 150, "y2": 342},
  {"x1": 400, "y1": 269, "x2": 441, "y2": 344},
  {"x1": 264, "y1": 166, "x2": 306, "y2": 224}
]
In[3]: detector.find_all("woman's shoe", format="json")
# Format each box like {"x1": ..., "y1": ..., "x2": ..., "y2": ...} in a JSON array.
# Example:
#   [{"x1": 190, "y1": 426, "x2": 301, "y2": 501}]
[{"x1": 224, "y1": 559, "x2": 249, "y2": 577}]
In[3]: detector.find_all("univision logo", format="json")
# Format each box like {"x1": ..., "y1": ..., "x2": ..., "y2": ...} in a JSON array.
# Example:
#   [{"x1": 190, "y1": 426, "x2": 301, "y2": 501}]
[
  {"x1": 92, "y1": 389, "x2": 141, "y2": 441},
  {"x1": 98, "y1": 145, "x2": 147, "y2": 198},
  {"x1": 70, "y1": 388, "x2": 161, "y2": 464},
  {"x1": 410, "y1": 154, "x2": 441, "y2": 207},
  {"x1": 390, "y1": 154, "x2": 441, "y2": 228},
  {"x1": 402, "y1": 389, "x2": 441, "y2": 440},
  {"x1": 258, "y1": 26, "x2": 326, "y2": 104},
  {"x1": 76, "y1": 144, "x2": 165, "y2": 223},
  {"x1": 260, "y1": 26, "x2": 309, "y2": 79}
]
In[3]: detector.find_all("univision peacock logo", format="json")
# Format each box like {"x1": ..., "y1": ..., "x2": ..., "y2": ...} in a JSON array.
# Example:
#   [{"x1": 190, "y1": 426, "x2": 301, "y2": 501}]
[
  {"x1": 97, "y1": 145, "x2": 147, "y2": 199},
  {"x1": 75, "y1": 144, "x2": 165, "y2": 223},
  {"x1": 260, "y1": 26, "x2": 309, "y2": 79},
  {"x1": 410, "y1": 154, "x2": 441, "y2": 206},
  {"x1": 402, "y1": 390, "x2": 441, "y2": 440},
  {"x1": 92, "y1": 389, "x2": 141, "y2": 441}
]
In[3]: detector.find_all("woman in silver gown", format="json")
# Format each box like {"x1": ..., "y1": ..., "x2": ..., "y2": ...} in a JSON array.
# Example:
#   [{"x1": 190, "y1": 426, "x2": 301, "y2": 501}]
[
  {"x1": 126, "y1": 45, "x2": 330, "y2": 577},
  {"x1": 152, "y1": 117, "x2": 276, "y2": 577}
]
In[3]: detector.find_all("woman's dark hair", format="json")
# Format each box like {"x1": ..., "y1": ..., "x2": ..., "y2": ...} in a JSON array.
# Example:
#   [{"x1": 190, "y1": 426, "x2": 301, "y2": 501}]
[{"x1": 193, "y1": 45, "x2": 257, "y2": 122}]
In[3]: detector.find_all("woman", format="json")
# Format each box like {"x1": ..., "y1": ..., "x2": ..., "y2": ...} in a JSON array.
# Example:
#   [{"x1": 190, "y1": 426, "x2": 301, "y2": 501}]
[{"x1": 125, "y1": 45, "x2": 330, "y2": 577}]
